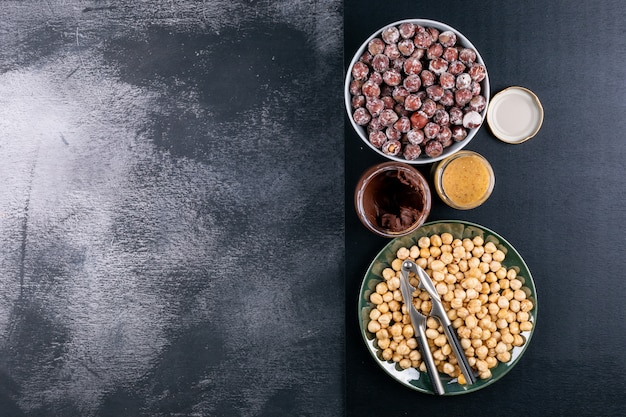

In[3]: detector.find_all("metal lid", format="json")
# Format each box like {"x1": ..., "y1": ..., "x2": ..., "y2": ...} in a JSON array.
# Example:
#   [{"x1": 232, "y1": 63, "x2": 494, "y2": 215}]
[{"x1": 486, "y1": 86, "x2": 544, "y2": 144}]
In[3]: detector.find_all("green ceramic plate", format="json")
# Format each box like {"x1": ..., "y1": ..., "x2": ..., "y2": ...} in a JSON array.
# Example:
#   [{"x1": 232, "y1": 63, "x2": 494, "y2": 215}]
[{"x1": 358, "y1": 220, "x2": 537, "y2": 395}]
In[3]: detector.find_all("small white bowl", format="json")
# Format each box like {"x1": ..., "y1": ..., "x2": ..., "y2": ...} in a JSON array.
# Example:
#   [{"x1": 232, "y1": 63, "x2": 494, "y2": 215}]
[{"x1": 345, "y1": 19, "x2": 490, "y2": 164}]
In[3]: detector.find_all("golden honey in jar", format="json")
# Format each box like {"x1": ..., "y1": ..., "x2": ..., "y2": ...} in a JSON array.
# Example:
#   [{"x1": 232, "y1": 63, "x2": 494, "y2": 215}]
[{"x1": 433, "y1": 150, "x2": 495, "y2": 210}]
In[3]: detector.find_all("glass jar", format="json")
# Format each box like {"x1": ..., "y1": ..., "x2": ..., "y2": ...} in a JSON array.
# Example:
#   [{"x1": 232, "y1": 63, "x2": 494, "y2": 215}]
[
  {"x1": 433, "y1": 150, "x2": 495, "y2": 210},
  {"x1": 354, "y1": 162, "x2": 431, "y2": 237}
]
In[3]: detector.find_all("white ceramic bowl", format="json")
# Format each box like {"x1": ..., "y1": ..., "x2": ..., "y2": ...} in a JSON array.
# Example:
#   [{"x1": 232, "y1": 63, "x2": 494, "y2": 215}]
[{"x1": 345, "y1": 19, "x2": 490, "y2": 164}]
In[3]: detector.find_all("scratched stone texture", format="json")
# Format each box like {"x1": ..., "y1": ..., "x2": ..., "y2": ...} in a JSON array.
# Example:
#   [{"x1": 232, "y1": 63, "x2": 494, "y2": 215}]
[{"x1": 0, "y1": 1, "x2": 344, "y2": 416}]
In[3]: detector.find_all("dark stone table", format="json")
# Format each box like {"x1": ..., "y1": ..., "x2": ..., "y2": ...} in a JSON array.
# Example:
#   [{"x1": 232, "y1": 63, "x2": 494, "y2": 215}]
[
  {"x1": 0, "y1": 1, "x2": 343, "y2": 416},
  {"x1": 2, "y1": 0, "x2": 626, "y2": 416}
]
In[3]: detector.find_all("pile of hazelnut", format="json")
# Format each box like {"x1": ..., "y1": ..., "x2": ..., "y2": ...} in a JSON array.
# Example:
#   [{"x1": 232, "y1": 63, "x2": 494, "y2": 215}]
[{"x1": 349, "y1": 22, "x2": 488, "y2": 160}]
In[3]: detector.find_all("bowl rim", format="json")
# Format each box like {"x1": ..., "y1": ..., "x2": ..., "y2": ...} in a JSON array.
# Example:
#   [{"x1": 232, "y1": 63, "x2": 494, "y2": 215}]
[
  {"x1": 357, "y1": 220, "x2": 538, "y2": 395},
  {"x1": 345, "y1": 18, "x2": 491, "y2": 165}
]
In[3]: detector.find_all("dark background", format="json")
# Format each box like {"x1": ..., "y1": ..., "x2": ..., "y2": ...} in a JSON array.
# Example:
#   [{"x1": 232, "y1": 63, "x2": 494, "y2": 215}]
[
  {"x1": 0, "y1": 1, "x2": 343, "y2": 416},
  {"x1": 345, "y1": 1, "x2": 626, "y2": 416},
  {"x1": 1, "y1": 0, "x2": 626, "y2": 416}
]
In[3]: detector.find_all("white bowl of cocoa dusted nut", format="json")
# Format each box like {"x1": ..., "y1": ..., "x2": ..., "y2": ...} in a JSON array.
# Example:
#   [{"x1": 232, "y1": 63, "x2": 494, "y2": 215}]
[{"x1": 345, "y1": 19, "x2": 490, "y2": 164}]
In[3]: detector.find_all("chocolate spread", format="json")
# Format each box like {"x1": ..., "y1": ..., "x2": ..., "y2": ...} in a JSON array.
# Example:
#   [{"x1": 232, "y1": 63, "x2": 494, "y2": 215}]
[{"x1": 362, "y1": 169, "x2": 425, "y2": 233}]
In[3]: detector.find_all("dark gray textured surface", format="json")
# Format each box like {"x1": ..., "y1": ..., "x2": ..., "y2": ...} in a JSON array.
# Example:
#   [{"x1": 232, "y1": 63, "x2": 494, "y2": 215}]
[
  {"x1": 345, "y1": 0, "x2": 626, "y2": 416},
  {"x1": 0, "y1": 1, "x2": 344, "y2": 416}
]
